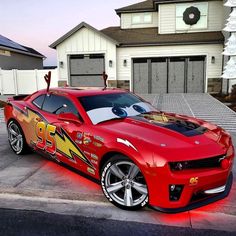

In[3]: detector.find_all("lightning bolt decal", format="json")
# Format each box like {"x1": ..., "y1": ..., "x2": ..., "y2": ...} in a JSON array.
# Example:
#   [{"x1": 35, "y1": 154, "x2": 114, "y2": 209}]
[
  {"x1": 12, "y1": 105, "x2": 95, "y2": 169},
  {"x1": 55, "y1": 128, "x2": 94, "y2": 168},
  {"x1": 117, "y1": 138, "x2": 138, "y2": 152}
]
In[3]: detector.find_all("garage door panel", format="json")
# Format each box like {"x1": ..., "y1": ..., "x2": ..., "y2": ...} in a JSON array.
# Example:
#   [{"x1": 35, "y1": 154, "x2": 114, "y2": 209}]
[
  {"x1": 70, "y1": 57, "x2": 104, "y2": 75},
  {"x1": 133, "y1": 59, "x2": 148, "y2": 94},
  {"x1": 70, "y1": 54, "x2": 104, "y2": 87},
  {"x1": 187, "y1": 57, "x2": 205, "y2": 93},
  {"x1": 151, "y1": 58, "x2": 167, "y2": 93},
  {"x1": 71, "y1": 76, "x2": 104, "y2": 87},
  {"x1": 169, "y1": 58, "x2": 185, "y2": 93},
  {"x1": 133, "y1": 56, "x2": 205, "y2": 94}
]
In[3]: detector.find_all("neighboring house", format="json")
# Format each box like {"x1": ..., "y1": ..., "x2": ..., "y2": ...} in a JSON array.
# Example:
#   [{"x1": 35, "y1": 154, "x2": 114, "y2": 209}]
[
  {"x1": 50, "y1": 0, "x2": 225, "y2": 94},
  {"x1": 0, "y1": 35, "x2": 44, "y2": 70}
]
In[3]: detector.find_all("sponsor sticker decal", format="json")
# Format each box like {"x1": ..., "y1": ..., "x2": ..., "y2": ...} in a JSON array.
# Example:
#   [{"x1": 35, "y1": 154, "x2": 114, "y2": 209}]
[
  {"x1": 91, "y1": 153, "x2": 98, "y2": 160},
  {"x1": 87, "y1": 167, "x2": 95, "y2": 175},
  {"x1": 93, "y1": 142, "x2": 102, "y2": 148},
  {"x1": 189, "y1": 177, "x2": 199, "y2": 186},
  {"x1": 83, "y1": 133, "x2": 92, "y2": 145},
  {"x1": 94, "y1": 135, "x2": 104, "y2": 142}
]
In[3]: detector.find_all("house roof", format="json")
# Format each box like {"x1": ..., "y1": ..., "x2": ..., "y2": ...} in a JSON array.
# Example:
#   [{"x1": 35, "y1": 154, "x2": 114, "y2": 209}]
[
  {"x1": 115, "y1": 0, "x2": 222, "y2": 14},
  {"x1": 49, "y1": 22, "x2": 119, "y2": 49},
  {"x1": 0, "y1": 35, "x2": 45, "y2": 58},
  {"x1": 100, "y1": 27, "x2": 224, "y2": 47},
  {"x1": 115, "y1": 0, "x2": 155, "y2": 15}
]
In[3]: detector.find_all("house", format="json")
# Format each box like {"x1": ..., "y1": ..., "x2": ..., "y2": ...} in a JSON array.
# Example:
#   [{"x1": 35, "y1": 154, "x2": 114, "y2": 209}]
[
  {"x1": 0, "y1": 35, "x2": 44, "y2": 70},
  {"x1": 50, "y1": 0, "x2": 225, "y2": 93}
]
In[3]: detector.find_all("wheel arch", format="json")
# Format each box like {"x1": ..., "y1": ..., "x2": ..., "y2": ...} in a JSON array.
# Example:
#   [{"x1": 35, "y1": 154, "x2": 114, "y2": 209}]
[
  {"x1": 99, "y1": 151, "x2": 128, "y2": 175},
  {"x1": 99, "y1": 149, "x2": 145, "y2": 176}
]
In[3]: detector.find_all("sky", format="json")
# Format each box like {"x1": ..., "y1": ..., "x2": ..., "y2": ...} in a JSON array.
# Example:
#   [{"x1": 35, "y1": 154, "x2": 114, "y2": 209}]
[{"x1": 1, "y1": 0, "x2": 141, "y2": 66}]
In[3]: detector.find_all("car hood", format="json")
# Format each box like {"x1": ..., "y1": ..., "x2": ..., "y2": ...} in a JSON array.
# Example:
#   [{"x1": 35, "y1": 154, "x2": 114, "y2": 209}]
[{"x1": 100, "y1": 112, "x2": 228, "y2": 161}]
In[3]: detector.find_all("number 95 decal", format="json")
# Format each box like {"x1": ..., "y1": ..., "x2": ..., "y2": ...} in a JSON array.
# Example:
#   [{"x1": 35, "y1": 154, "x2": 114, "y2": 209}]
[{"x1": 36, "y1": 122, "x2": 57, "y2": 155}]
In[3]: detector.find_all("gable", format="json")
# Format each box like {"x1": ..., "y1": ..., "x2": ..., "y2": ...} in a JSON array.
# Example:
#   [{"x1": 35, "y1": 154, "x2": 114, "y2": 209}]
[{"x1": 50, "y1": 22, "x2": 118, "y2": 49}]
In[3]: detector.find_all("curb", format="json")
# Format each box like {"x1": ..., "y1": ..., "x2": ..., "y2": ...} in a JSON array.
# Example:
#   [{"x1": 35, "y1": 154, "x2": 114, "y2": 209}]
[{"x1": 0, "y1": 192, "x2": 236, "y2": 232}]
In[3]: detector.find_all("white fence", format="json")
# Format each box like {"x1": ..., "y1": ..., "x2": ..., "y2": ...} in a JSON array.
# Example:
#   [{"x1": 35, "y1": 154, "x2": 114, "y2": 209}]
[{"x1": 0, "y1": 68, "x2": 59, "y2": 95}]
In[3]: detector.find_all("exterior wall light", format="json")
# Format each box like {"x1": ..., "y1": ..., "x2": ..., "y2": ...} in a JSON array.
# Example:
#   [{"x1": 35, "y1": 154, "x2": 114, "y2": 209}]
[
  {"x1": 59, "y1": 61, "x2": 64, "y2": 68},
  {"x1": 211, "y1": 56, "x2": 215, "y2": 64},
  {"x1": 123, "y1": 59, "x2": 127, "y2": 67},
  {"x1": 109, "y1": 60, "x2": 113, "y2": 67}
]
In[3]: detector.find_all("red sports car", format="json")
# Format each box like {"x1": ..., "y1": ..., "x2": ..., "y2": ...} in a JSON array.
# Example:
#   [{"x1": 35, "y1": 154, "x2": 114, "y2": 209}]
[{"x1": 4, "y1": 88, "x2": 234, "y2": 212}]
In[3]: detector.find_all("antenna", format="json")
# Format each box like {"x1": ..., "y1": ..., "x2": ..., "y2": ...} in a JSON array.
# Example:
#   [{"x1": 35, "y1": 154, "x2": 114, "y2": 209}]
[{"x1": 44, "y1": 71, "x2": 51, "y2": 93}]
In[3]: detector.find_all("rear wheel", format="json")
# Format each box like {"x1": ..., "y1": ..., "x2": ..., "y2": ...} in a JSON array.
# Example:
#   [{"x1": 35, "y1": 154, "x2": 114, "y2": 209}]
[
  {"x1": 7, "y1": 120, "x2": 28, "y2": 155},
  {"x1": 101, "y1": 155, "x2": 148, "y2": 210}
]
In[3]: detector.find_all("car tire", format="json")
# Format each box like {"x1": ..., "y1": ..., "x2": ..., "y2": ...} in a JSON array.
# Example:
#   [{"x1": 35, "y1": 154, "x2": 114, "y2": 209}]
[
  {"x1": 101, "y1": 155, "x2": 148, "y2": 210},
  {"x1": 7, "y1": 120, "x2": 29, "y2": 155}
]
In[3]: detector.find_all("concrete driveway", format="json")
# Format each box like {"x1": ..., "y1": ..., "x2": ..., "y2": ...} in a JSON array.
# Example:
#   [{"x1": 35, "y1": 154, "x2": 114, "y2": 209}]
[
  {"x1": 141, "y1": 93, "x2": 236, "y2": 133},
  {"x1": 0, "y1": 94, "x2": 236, "y2": 232}
]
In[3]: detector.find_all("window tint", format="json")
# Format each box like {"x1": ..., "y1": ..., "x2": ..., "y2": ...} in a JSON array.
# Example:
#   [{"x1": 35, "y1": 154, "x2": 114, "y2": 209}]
[
  {"x1": 42, "y1": 94, "x2": 78, "y2": 115},
  {"x1": 79, "y1": 93, "x2": 142, "y2": 112},
  {"x1": 32, "y1": 95, "x2": 45, "y2": 109}
]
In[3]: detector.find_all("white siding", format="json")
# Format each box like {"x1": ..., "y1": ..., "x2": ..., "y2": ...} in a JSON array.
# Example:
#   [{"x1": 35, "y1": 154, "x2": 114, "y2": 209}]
[
  {"x1": 121, "y1": 12, "x2": 159, "y2": 29},
  {"x1": 159, "y1": 4, "x2": 176, "y2": 34},
  {"x1": 159, "y1": 1, "x2": 223, "y2": 34},
  {"x1": 57, "y1": 27, "x2": 117, "y2": 82},
  {"x1": 117, "y1": 44, "x2": 223, "y2": 92},
  {"x1": 208, "y1": 1, "x2": 224, "y2": 32}
]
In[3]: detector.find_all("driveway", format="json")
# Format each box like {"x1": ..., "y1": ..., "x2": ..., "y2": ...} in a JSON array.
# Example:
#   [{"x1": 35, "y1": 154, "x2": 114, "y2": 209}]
[
  {"x1": 140, "y1": 93, "x2": 236, "y2": 133},
  {"x1": 0, "y1": 94, "x2": 236, "y2": 232}
]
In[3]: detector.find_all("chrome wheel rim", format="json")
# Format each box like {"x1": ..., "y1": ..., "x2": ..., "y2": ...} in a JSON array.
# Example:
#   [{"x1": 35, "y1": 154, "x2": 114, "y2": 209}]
[
  {"x1": 8, "y1": 123, "x2": 23, "y2": 153},
  {"x1": 105, "y1": 161, "x2": 148, "y2": 207}
]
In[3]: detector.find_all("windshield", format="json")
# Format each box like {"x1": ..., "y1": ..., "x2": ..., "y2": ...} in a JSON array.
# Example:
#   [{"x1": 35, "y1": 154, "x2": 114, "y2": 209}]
[{"x1": 79, "y1": 92, "x2": 157, "y2": 124}]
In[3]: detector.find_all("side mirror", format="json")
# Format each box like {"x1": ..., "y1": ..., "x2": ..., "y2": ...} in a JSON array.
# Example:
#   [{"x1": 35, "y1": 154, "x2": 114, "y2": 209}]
[{"x1": 58, "y1": 113, "x2": 82, "y2": 124}]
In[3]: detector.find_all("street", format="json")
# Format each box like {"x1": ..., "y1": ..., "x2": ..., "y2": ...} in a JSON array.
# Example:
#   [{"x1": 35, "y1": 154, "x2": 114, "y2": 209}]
[{"x1": 0, "y1": 208, "x2": 235, "y2": 236}]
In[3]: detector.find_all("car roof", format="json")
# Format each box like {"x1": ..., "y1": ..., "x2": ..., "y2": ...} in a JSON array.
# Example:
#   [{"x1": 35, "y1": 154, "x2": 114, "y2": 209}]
[{"x1": 39, "y1": 87, "x2": 128, "y2": 98}]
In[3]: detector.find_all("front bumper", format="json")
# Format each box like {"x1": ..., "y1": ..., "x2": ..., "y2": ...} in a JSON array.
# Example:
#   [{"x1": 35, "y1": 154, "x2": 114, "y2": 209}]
[{"x1": 150, "y1": 172, "x2": 233, "y2": 213}]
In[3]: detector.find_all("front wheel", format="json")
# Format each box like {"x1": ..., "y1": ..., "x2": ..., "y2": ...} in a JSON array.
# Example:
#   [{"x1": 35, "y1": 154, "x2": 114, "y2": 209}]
[
  {"x1": 101, "y1": 155, "x2": 148, "y2": 210},
  {"x1": 7, "y1": 120, "x2": 28, "y2": 155}
]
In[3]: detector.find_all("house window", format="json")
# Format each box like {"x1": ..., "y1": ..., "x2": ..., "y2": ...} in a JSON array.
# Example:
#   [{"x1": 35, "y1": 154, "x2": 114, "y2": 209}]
[
  {"x1": 0, "y1": 50, "x2": 11, "y2": 56},
  {"x1": 132, "y1": 14, "x2": 142, "y2": 24},
  {"x1": 176, "y1": 2, "x2": 208, "y2": 31},
  {"x1": 144, "y1": 13, "x2": 152, "y2": 23},
  {"x1": 132, "y1": 13, "x2": 153, "y2": 25}
]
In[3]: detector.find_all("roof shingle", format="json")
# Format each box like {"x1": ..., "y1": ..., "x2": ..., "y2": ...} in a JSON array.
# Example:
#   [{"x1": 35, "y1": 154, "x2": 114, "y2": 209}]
[
  {"x1": 0, "y1": 35, "x2": 44, "y2": 58},
  {"x1": 116, "y1": 0, "x2": 155, "y2": 14},
  {"x1": 115, "y1": 0, "x2": 221, "y2": 14},
  {"x1": 101, "y1": 27, "x2": 224, "y2": 46}
]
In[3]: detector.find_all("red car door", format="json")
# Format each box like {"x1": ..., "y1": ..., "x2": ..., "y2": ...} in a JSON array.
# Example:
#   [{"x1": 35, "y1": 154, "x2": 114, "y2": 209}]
[{"x1": 31, "y1": 93, "x2": 95, "y2": 176}]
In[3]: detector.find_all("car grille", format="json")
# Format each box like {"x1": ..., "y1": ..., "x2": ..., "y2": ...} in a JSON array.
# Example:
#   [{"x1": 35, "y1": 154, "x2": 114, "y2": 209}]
[{"x1": 169, "y1": 155, "x2": 225, "y2": 171}]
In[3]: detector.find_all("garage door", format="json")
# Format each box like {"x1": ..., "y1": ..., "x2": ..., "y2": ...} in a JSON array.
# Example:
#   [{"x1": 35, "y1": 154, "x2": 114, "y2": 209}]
[
  {"x1": 187, "y1": 57, "x2": 205, "y2": 93},
  {"x1": 70, "y1": 54, "x2": 104, "y2": 87},
  {"x1": 133, "y1": 58, "x2": 149, "y2": 94},
  {"x1": 168, "y1": 58, "x2": 185, "y2": 93},
  {"x1": 133, "y1": 56, "x2": 205, "y2": 94},
  {"x1": 151, "y1": 58, "x2": 168, "y2": 93}
]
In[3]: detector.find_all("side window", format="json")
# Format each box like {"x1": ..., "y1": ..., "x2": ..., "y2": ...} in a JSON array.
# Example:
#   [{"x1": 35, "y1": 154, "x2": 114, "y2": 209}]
[
  {"x1": 32, "y1": 95, "x2": 46, "y2": 109},
  {"x1": 42, "y1": 94, "x2": 79, "y2": 116}
]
